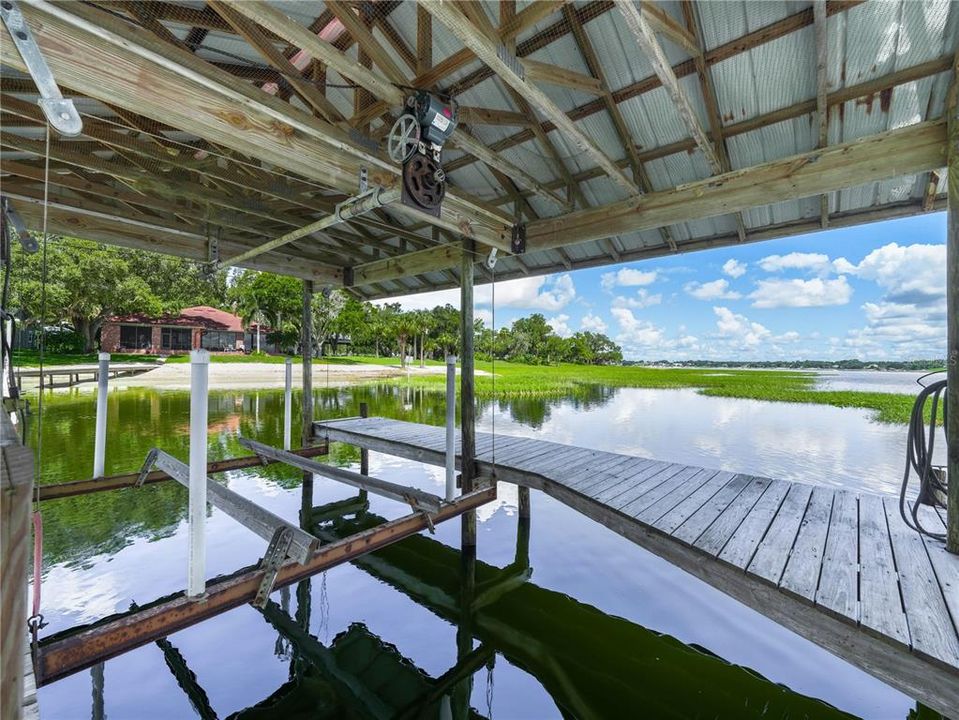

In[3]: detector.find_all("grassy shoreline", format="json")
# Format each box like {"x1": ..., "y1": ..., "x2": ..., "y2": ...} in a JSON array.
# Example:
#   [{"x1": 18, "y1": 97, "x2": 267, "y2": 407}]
[
  {"x1": 379, "y1": 361, "x2": 928, "y2": 425},
  {"x1": 14, "y1": 351, "x2": 931, "y2": 424}
]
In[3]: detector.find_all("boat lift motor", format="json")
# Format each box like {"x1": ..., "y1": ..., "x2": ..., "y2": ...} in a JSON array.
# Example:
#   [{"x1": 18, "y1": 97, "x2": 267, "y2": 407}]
[{"x1": 387, "y1": 91, "x2": 458, "y2": 218}]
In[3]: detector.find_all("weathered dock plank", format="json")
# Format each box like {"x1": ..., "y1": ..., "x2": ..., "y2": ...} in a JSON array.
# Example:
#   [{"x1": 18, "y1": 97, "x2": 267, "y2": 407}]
[
  {"x1": 747, "y1": 483, "x2": 813, "y2": 584},
  {"x1": 315, "y1": 417, "x2": 959, "y2": 718},
  {"x1": 858, "y1": 494, "x2": 909, "y2": 645}
]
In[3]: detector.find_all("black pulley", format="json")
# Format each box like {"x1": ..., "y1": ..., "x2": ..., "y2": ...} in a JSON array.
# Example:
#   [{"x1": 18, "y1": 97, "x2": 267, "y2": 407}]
[{"x1": 401, "y1": 151, "x2": 446, "y2": 217}]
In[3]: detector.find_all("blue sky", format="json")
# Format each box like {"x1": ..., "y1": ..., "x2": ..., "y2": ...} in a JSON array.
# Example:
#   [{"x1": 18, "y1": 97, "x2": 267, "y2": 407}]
[{"x1": 383, "y1": 212, "x2": 947, "y2": 361}]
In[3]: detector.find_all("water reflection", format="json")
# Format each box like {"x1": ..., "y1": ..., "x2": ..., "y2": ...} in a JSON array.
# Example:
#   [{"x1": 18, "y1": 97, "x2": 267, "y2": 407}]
[{"x1": 30, "y1": 382, "x2": 943, "y2": 718}]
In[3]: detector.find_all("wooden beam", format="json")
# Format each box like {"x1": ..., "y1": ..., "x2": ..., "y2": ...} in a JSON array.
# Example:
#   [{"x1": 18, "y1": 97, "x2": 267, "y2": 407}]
[
  {"x1": 813, "y1": 0, "x2": 830, "y2": 228},
  {"x1": 460, "y1": 237, "x2": 477, "y2": 552},
  {"x1": 563, "y1": 4, "x2": 678, "y2": 252},
  {"x1": 230, "y1": 0, "x2": 404, "y2": 106},
  {"x1": 207, "y1": 0, "x2": 342, "y2": 123},
  {"x1": 639, "y1": 1, "x2": 700, "y2": 58},
  {"x1": 416, "y1": 4, "x2": 432, "y2": 75},
  {"x1": 424, "y1": 1, "x2": 637, "y2": 195},
  {"x1": 521, "y1": 58, "x2": 604, "y2": 96},
  {"x1": 525, "y1": 120, "x2": 947, "y2": 250},
  {"x1": 923, "y1": 170, "x2": 942, "y2": 212},
  {"x1": 449, "y1": 129, "x2": 569, "y2": 209},
  {"x1": 947, "y1": 55, "x2": 959, "y2": 553},
  {"x1": 0, "y1": 414, "x2": 32, "y2": 720},
  {"x1": 2, "y1": 0, "x2": 512, "y2": 251},
  {"x1": 617, "y1": 1, "x2": 722, "y2": 175},
  {"x1": 351, "y1": 244, "x2": 463, "y2": 286},
  {"x1": 36, "y1": 487, "x2": 496, "y2": 685},
  {"x1": 681, "y1": 1, "x2": 748, "y2": 243},
  {"x1": 482, "y1": 53, "x2": 953, "y2": 215},
  {"x1": 457, "y1": 106, "x2": 530, "y2": 127},
  {"x1": 443, "y1": 2, "x2": 865, "y2": 180},
  {"x1": 9, "y1": 194, "x2": 344, "y2": 283}
]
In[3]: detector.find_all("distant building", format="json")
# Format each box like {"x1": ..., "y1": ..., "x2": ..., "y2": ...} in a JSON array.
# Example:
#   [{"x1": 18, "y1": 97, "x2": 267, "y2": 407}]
[{"x1": 101, "y1": 306, "x2": 271, "y2": 355}]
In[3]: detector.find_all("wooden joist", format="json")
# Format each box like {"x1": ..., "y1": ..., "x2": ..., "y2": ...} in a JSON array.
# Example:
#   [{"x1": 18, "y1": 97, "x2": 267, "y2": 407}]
[
  {"x1": 617, "y1": 1, "x2": 722, "y2": 174},
  {"x1": 524, "y1": 120, "x2": 946, "y2": 251},
  {"x1": 2, "y1": 0, "x2": 512, "y2": 251},
  {"x1": 423, "y1": 0, "x2": 638, "y2": 196}
]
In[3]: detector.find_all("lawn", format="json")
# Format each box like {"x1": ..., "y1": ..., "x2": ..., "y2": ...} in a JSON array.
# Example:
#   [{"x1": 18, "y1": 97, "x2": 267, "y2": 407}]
[
  {"x1": 12, "y1": 350, "x2": 161, "y2": 366},
  {"x1": 385, "y1": 361, "x2": 930, "y2": 425}
]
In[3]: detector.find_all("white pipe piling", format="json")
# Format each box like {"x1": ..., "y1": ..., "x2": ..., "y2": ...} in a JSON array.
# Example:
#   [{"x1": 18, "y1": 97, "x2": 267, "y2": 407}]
[
  {"x1": 188, "y1": 349, "x2": 209, "y2": 598},
  {"x1": 283, "y1": 357, "x2": 292, "y2": 451},
  {"x1": 446, "y1": 355, "x2": 457, "y2": 502},
  {"x1": 93, "y1": 352, "x2": 109, "y2": 477}
]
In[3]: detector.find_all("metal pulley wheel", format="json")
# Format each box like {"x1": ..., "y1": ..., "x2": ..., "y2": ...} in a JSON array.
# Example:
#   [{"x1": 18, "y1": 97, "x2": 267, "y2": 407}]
[
  {"x1": 387, "y1": 113, "x2": 420, "y2": 163},
  {"x1": 402, "y1": 153, "x2": 446, "y2": 210}
]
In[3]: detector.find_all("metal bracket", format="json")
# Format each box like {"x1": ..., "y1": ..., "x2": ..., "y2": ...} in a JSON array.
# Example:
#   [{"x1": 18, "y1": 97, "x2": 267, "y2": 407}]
[
  {"x1": 510, "y1": 224, "x2": 527, "y2": 254},
  {"x1": 359, "y1": 167, "x2": 368, "y2": 194},
  {"x1": 485, "y1": 247, "x2": 498, "y2": 270},
  {"x1": 207, "y1": 226, "x2": 220, "y2": 265},
  {"x1": 1, "y1": 197, "x2": 38, "y2": 253},
  {"x1": 421, "y1": 512, "x2": 436, "y2": 534},
  {"x1": 253, "y1": 526, "x2": 294, "y2": 608},
  {"x1": 135, "y1": 448, "x2": 160, "y2": 488},
  {"x1": 343, "y1": 266, "x2": 354, "y2": 288},
  {"x1": 0, "y1": 0, "x2": 82, "y2": 137}
]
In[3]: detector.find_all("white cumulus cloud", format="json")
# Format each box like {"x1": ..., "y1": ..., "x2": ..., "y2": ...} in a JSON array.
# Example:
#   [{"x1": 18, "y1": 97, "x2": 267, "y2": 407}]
[
  {"x1": 835, "y1": 242, "x2": 944, "y2": 306},
  {"x1": 612, "y1": 289, "x2": 662, "y2": 309},
  {"x1": 601, "y1": 267, "x2": 658, "y2": 291},
  {"x1": 580, "y1": 313, "x2": 608, "y2": 333},
  {"x1": 685, "y1": 278, "x2": 742, "y2": 301},
  {"x1": 758, "y1": 252, "x2": 834, "y2": 275},
  {"x1": 749, "y1": 276, "x2": 852, "y2": 309},
  {"x1": 722, "y1": 259, "x2": 747, "y2": 278},
  {"x1": 546, "y1": 314, "x2": 572, "y2": 338},
  {"x1": 713, "y1": 306, "x2": 771, "y2": 348},
  {"x1": 374, "y1": 273, "x2": 576, "y2": 313}
]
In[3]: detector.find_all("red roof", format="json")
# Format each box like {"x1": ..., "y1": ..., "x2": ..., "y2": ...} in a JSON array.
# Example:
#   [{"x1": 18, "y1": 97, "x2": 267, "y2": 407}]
[{"x1": 108, "y1": 306, "x2": 246, "y2": 332}]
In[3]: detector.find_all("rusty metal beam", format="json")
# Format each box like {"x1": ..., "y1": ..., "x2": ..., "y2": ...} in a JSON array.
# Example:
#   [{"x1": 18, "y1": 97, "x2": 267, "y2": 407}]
[
  {"x1": 37, "y1": 445, "x2": 329, "y2": 501},
  {"x1": 37, "y1": 486, "x2": 496, "y2": 684}
]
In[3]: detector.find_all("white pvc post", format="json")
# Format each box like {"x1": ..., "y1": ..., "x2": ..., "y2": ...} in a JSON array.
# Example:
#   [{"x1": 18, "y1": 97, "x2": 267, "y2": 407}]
[
  {"x1": 445, "y1": 355, "x2": 457, "y2": 502},
  {"x1": 283, "y1": 356, "x2": 292, "y2": 451},
  {"x1": 188, "y1": 349, "x2": 209, "y2": 598},
  {"x1": 93, "y1": 352, "x2": 110, "y2": 477}
]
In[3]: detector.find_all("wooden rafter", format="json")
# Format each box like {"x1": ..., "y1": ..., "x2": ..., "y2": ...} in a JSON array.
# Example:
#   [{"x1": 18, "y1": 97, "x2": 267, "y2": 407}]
[
  {"x1": 563, "y1": 4, "x2": 677, "y2": 252},
  {"x1": 2, "y1": 0, "x2": 512, "y2": 251},
  {"x1": 423, "y1": 1, "x2": 638, "y2": 196},
  {"x1": 813, "y1": 0, "x2": 830, "y2": 228},
  {"x1": 207, "y1": 1, "x2": 342, "y2": 124},
  {"x1": 617, "y1": 1, "x2": 722, "y2": 175},
  {"x1": 480, "y1": 51, "x2": 951, "y2": 219},
  {"x1": 681, "y1": 1, "x2": 748, "y2": 243},
  {"x1": 525, "y1": 121, "x2": 946, "y2": 251},
  {"x1": 443, "y1": 1, "x2": 865, "y2": 180}
]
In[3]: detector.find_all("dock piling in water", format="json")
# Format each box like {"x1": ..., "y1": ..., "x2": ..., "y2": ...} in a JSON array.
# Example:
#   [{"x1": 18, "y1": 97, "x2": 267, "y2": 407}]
[
  {"x1": 92, "y1": 352, "x2": 109, "y2": 478},
  {"x1": 188, "y1": 349, "x2": 209, "y2": 598}
]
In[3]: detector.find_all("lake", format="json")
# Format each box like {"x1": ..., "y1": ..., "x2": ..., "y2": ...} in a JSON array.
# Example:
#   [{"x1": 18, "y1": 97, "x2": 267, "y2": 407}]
[{"x1": 28, "y1": 376, "x2": 944, "y2": 719}]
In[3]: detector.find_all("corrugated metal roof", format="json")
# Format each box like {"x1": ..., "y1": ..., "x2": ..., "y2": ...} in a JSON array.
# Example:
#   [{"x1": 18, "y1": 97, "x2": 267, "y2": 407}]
[{"x1": 0, "y1": 0, "x2": 954, "y2": 298}]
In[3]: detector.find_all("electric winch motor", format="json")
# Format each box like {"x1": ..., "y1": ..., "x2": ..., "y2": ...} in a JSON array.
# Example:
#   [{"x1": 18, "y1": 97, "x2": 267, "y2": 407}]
[{"x1": 387, "y1": 91, "x2": 458, "y2": 218}]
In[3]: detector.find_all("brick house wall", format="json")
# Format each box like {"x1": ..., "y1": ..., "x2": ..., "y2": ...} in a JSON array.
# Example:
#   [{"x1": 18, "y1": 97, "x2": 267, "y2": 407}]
[{"x1": 100, "y1": 323, "x2": 120, "y2": 353}]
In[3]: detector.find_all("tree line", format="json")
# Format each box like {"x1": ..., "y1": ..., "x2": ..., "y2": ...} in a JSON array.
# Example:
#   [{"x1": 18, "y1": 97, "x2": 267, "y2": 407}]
[{"x1": 8, "y1": 237, "x2": 622, "y2": 365}]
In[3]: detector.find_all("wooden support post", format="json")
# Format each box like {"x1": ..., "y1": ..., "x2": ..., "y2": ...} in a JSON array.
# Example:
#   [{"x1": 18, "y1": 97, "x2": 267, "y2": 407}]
[
  {"x1": 947, "y1": 75, "x2": 959, "y2": 553},
  {"x1": 359, "y1": 402, "x2": 369, "y2": 503},
  {"x1": 301, "y1": 280, "x2": 314, "y2": 528},
  {"x1": 460, "y1": 237, "x2": 476, "y2": 551},
  {"x1": 1, "y1": 412, "x2": 33, "y2": 720}
]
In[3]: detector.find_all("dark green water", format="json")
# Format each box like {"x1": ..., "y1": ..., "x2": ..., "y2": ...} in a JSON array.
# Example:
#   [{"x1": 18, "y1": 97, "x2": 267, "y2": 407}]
[{"x1": 27, "y1": 385, "x2": 935, "y2": 718}]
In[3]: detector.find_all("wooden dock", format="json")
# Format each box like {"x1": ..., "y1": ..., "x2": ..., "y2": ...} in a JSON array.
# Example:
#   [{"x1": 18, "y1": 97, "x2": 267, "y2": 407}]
[
  {"x1": 15, "y1": 362, "x2": 160, "y2": 391},
  {"x1": 315, "y1": 416, "x2": 959, "y2": 718}
]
